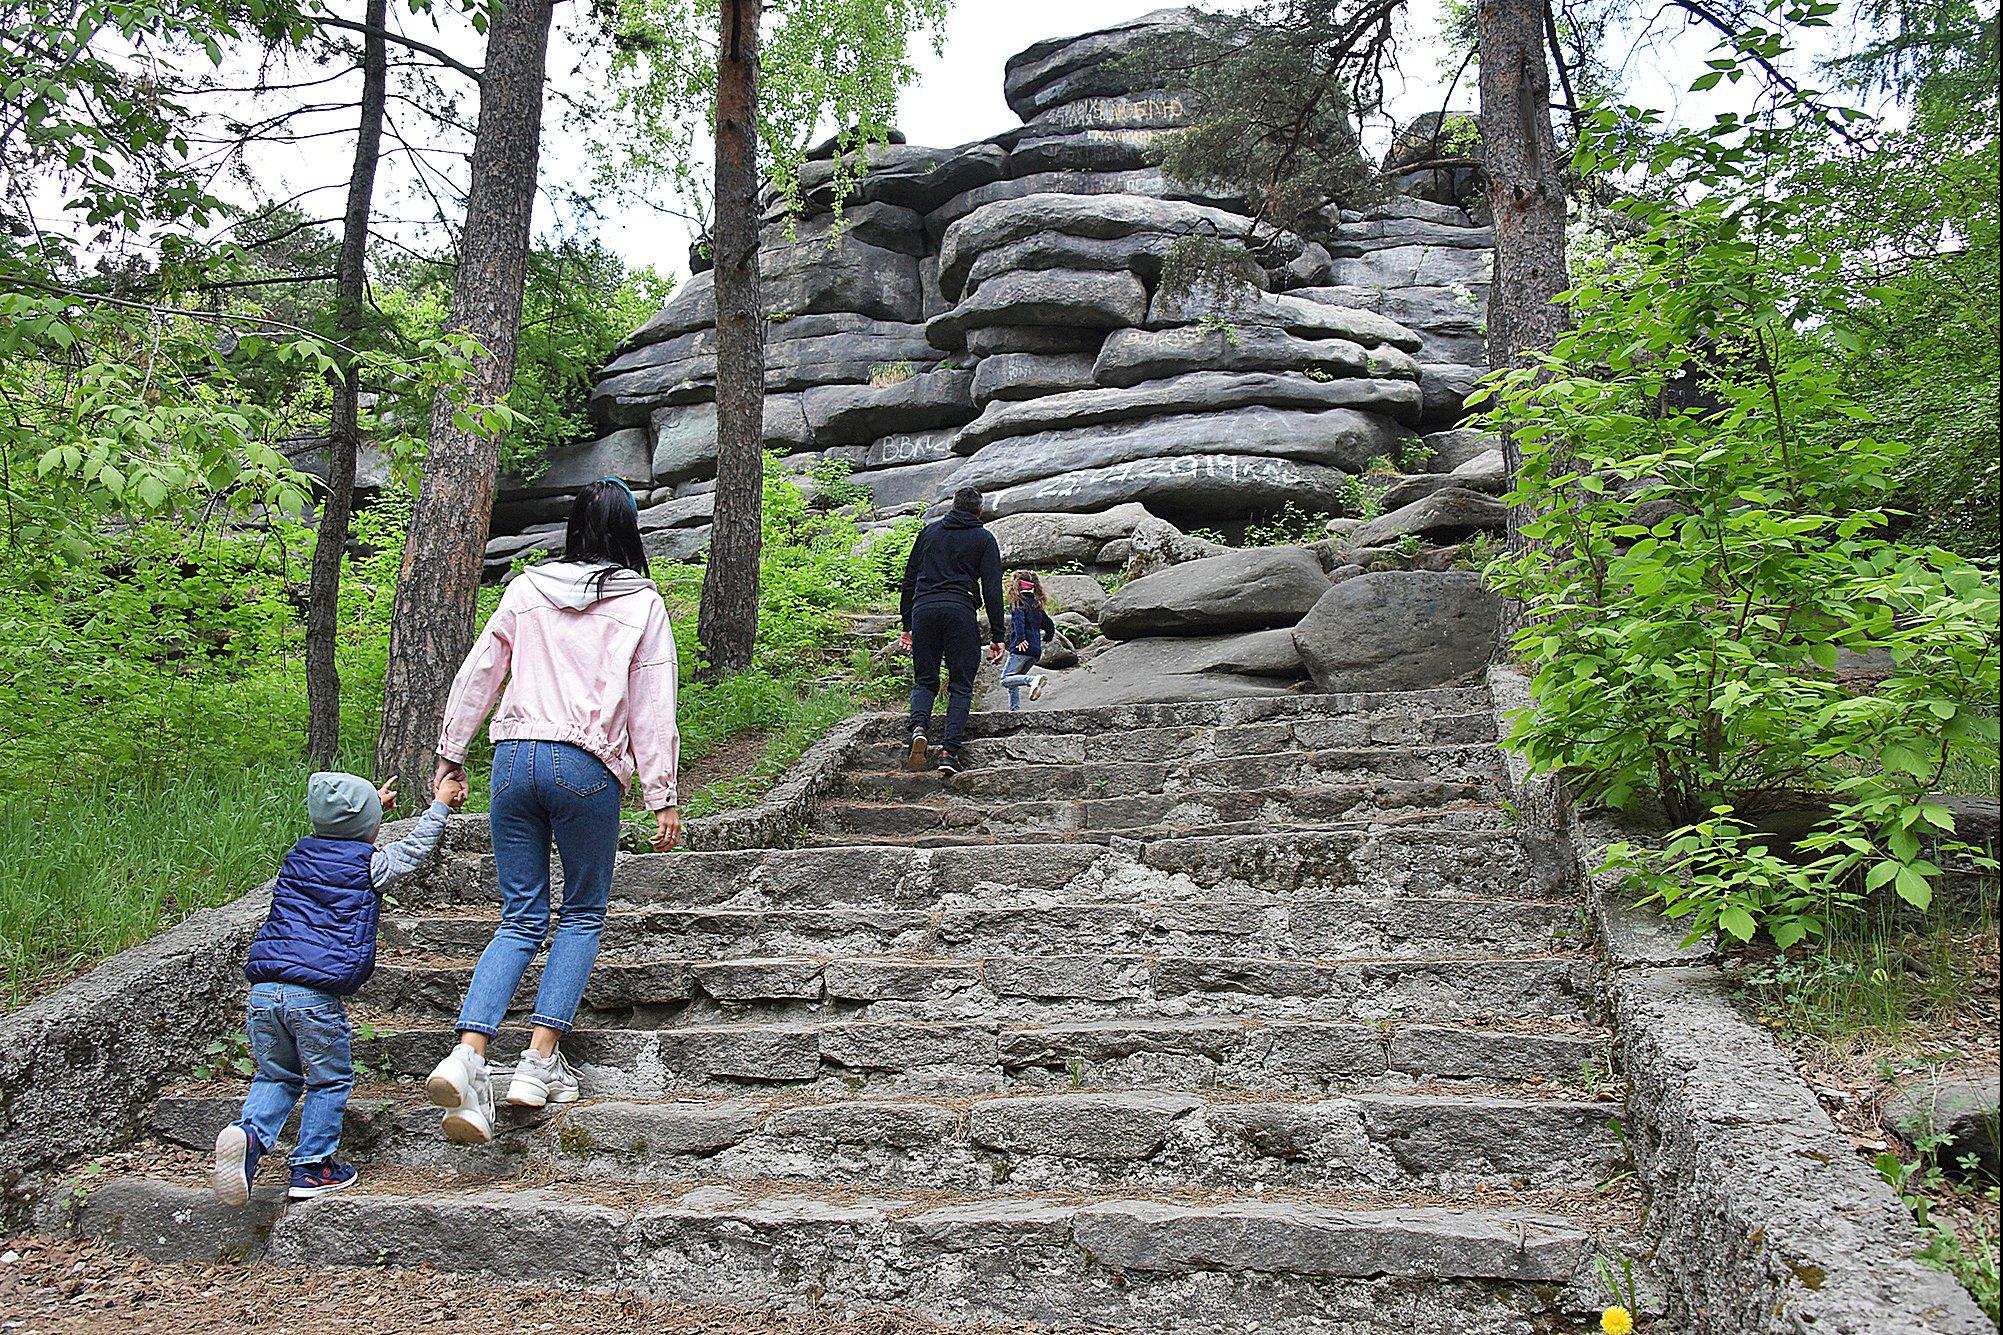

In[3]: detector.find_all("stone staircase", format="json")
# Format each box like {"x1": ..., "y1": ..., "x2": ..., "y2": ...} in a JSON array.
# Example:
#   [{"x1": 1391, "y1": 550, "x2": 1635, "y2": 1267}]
[{"x1": 75, "y1": 687, "x2": 1647, "y2": 1332}]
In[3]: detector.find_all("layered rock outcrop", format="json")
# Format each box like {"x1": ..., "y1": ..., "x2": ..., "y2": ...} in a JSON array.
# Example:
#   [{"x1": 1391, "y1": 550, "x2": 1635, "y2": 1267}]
[{"x1": 487, "y1": 8, "x2": 1493, "y2": 575}]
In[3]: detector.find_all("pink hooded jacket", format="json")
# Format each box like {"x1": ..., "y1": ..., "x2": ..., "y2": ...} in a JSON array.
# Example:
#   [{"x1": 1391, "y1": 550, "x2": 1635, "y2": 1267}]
[{"x1": 437, "y1": 562, "x2": 681, "y2": 810}]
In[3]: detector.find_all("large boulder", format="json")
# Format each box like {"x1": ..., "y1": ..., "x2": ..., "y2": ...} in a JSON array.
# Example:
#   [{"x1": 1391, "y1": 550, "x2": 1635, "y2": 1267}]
[
  {"x1": 1028, "y1": 90, "x2": 1197, "y2": 132},
  {"x1": 1002, "y1": 9, "x2": 1201, "y2": 121},
  {"x1": 958, "y1": 374, "x2": 1422, "y2": 453},
  {"x1": 963, "y1": 232, "x2": 1179, "y2": 297},
  {"x1": 971, "y1": 352, "x2": 1099, "y2": 406},
  {"x1": 1292, "y1": 570, "x2": 1500, "y2": 692},
  {"x1": 987, "y1": 452, "x2": 1366, "y2": 522},
  {"x1": 986, "y1": 504, "x2": 1159, "y2": 567},
  {"x1": 1037, "y1": 572, "x2": 1110, "y2": 620},
  {"x1": 1149, "y1": 280, "x2": 1425, "y2": 352},
  {"x1": 953, "y1": 404, "x2": 1413, "y2": 496},
  {"x1": 937, "y1": 192, "x2": 1283, "y2": 299},
  {"x1": 1004, "y1": 126, "x2": 1175, "y2": 176},
  {"x1": 502, "y1": 429, "x2": 651, "y2": 498},
  {"x1": 1347, "y1": 486, "x2": 1507, "y2": 548},
  {"x1": 761, "y1": 234, "x2": 922, "y2": 324},
  {"x1": 1001, "y1": 630, "x2": 1307, "y2": 711},
  {"x1": 928, "y1": 270, "x2": 1150, "y2": 350},
  {"x1": 1094, "y1": 326, "x2": 1372, "y2": 388},
  {"x1": 802, "y1": 370, "x2": 978, "y2": 447},
  {"x1": 1100, "y1": 546, "x2": 1330, "y2": 639}
]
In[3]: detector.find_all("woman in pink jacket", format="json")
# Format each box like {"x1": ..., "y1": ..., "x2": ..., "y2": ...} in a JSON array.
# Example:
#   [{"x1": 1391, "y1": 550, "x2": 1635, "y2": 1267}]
[{"x1": 422, "y1": 480, "x2": 681, "y2": 1144}]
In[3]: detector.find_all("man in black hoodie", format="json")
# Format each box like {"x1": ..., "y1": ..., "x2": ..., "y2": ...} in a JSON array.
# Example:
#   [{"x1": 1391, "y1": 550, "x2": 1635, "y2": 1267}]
[{"x1": 899, "y1": 487, "x2": 1005, "y2": 774}]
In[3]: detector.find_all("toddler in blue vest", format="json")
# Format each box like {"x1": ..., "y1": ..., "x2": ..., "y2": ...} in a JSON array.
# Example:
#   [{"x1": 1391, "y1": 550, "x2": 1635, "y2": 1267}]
[{"x1": 212, "y1": 768, "x2": 465, "y2": 1206}]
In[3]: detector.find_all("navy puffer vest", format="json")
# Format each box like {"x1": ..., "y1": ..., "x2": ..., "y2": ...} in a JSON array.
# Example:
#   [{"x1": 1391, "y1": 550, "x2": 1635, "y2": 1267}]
[{"x1": 244, "y1": 836, "x2": 379, "y2": 996}]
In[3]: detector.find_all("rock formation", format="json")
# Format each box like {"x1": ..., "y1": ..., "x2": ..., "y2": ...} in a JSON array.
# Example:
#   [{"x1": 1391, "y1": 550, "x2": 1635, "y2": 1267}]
[{"x1": 487, "y1": 8, "x2": 1494, "y2": 579}]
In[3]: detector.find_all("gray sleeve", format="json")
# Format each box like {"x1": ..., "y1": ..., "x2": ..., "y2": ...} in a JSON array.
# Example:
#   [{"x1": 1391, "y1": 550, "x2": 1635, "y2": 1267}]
[{"x1": 371, "y1": 801, "x2": 452, "y2": 890}]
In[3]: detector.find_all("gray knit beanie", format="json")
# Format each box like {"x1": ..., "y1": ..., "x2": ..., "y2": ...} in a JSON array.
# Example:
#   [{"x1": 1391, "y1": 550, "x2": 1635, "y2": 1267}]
[{"x1": 307, "y1": 772, "x2": 382, "y2": 841}]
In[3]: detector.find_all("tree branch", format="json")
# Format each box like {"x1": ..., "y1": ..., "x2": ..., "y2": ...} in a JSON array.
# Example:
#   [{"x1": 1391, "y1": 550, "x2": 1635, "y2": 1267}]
[{"x1": 310, "y1": 15, "x2": 483, "y2": 83}]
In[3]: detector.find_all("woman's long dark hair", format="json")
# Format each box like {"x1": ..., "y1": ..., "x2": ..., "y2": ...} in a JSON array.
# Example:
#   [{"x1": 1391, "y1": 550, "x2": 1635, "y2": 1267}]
[{"x1": 566, "y1": 481, "x2": 648, "y2": 596}]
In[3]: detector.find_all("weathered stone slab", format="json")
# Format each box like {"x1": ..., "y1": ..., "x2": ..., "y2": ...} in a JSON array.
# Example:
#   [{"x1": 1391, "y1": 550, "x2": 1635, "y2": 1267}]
[
  {"x1": 986, "y1": 451, "x2": 1367, "y2": 522},
  {"x1": 929, "y1": 270, "x2": 1149, "y2": 350},
  {"x1": 1094, "y1": 326, "x2": 1373, "y2": 388},
  {"x1": 802, "y1": 370, "x2": 977, "y2": 447},
  {"x1": 559, "y1": 1100, "x2": 762, "y2": 1156},
  {"x1": 969, "y1": 1092, "x2": 1201, "y2": 1159},
  {"x1": 1101, "y1": 546, "x2": 1329, "y2": 639},
  {"x1": 972, "y1": 352, "x2": 1099, "y2": 406},
  {"x1": 1150, "y1": 280, "x2": 1426, "y2": 352},
  {"x1": 1346, "y1": 486, "x2": 1506, "y2": 548},
  {"x1": 1292, "y1": 571, "x2": 1501, "y2": 693}
]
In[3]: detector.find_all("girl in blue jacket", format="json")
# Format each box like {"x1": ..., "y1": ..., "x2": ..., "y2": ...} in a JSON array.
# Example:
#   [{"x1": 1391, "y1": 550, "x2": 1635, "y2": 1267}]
[{"x1": 1000, "y1": 572, "x2": 1058, "y2": 711}]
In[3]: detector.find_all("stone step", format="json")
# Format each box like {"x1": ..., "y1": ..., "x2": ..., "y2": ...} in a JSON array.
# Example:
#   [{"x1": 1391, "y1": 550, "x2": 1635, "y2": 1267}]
[
  {"x1": 151, "y1": 1088, "x2": 1624, "y2": 1193},
  {"x1": 937, "y1": 685, "x2": 1498, "y2": 740},
  {"x1": 850, "y1": 705, "x2": 1497, "y2": 770},
  {"x1": 77, "y1": 1175, "x2": 1615, "y2": 1333},
  {"x1": 829, "y1": 743, "x2": 1508, "y2": 804},
  {"x1": 412, "y1": 827, "x2": 1565, "y2": 911},
  {"x1": 360, "y1": 951, "x2": 1593, "y2": 1026},
  {"x1": 382, "y1": 895, "x2": 1581, "y2": 961},
  {"x1": 341, "y1": 1015, "x2": 1607, "y2": 1097},
  {"x1": 807, "y1": 780, "x2": 1500, "y2": 841}
]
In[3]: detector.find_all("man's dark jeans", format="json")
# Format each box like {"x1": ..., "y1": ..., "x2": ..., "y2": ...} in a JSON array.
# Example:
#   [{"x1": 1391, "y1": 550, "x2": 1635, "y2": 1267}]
[{"x1": 908, "y1": 601, "x2": 982, "y2": 753}]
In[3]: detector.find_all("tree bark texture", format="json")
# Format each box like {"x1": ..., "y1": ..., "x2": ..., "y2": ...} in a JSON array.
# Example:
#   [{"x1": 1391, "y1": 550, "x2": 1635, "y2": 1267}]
[
  {"x1": 376, "y1": 0, "x2": 552, "y2": 795},
  {"x1": 696, "y1": 0, "x2": 765, "y2": 677},
  {"x1": 1478, "y1": 0, "x2": 1571, "y2": 615},
  {"x1": 305, "y1": 0, "x2": 389, "y2": 768}
]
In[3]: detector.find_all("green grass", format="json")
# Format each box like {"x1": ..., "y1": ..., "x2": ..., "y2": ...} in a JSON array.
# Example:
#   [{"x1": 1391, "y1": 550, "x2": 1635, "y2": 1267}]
[
  {"x1": 0, "y1": 759, "x2": 328, "y2": 1005},
  {"x1": 1733, "y1": 898, "x2": 1998, "y2": 1042}
]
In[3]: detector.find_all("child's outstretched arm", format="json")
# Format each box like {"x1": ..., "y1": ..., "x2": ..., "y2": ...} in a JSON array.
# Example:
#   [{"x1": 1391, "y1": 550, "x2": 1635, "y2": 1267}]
[{"x1": 371, "y1": 774, "x2": 466, "y2": 890}]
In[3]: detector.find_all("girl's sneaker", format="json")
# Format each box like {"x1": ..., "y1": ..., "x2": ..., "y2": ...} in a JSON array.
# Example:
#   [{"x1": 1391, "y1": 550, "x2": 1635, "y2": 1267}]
[
  {"x1": 1028, "y1": 674, "x2": 1048, "y2": 701},
  {"x1": 427, "y1": 1042, "x2": 495, "y2": 1145},
  {"x1": 211, "y1": 1123, "x2": 264, "y2": 1208},
  {"x1": 507, "y1": 1048, "x2": 581, "y2": 1108},
  {"x1": 287, "y1": 1160, "x2": 359, "y2": 1200}
]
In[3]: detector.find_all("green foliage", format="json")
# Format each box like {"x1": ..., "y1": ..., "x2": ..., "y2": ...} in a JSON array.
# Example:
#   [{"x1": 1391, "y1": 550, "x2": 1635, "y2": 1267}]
[
  {"x1": 595, "y1": 0, "x2": 950, "y2": 230},
  {"x1": 1244, "y1": 502, "x2": 1333, "y2": 547},
  {"x1": 807, "y1": 456, "x2": 872, "y2": 510},
  {"x1": 1877, "y1": 1135, "x2": 2002, "y2": 1322},
  {"x1": 1485, "y1": 17, "x2": 2002, "y2": 951},
  {"x1": 381, "y1": 239, "x2": 672, "y2": 479},
  {"x1": 1131, "y1": 2, "x2": 1385, "y2": 233}
]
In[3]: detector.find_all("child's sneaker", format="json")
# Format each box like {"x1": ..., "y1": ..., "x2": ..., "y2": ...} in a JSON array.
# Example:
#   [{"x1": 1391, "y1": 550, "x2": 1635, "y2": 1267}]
[
  {"x1": 211, "y1": 1123, "x2": 264, "y2": 1208},
  {"x1": 937, "y1": 749, "x2": 963, "y2": 776},
  {"x1": 426, "y1": 1042, "x2": 495, "y2": 1145},
  {"x1": 906, "y1": 730, "x2": 928, "y2": 772},
  {"x1": 1028, "y1": 674, "x2": 1048, "y2": 702},
  {"x1": 287, "y1": 1160, "x2": 359, "y2": 1200},
  {"x1": 506, "y1": 1047, "x2": 581, "y2": 1108}
]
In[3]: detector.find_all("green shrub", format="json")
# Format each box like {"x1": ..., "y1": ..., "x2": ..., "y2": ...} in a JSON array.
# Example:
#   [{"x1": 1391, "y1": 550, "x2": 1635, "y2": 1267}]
[{"x1": 1483, "y1": 90, "x2": 2002, "y2": 951}]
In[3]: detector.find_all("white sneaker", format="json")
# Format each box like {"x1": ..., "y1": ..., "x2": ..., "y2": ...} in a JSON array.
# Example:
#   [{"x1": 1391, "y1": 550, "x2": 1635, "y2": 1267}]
[
  {"x1": 507, "y1": 1047, "x2": 581, "y2": 1108},
  {"x1": 426, "y1": 1042, "x2": 495, "y2": 1145},
  {"x1": 1028, "y1": 674, "x2": 1048, "y2": 701}
]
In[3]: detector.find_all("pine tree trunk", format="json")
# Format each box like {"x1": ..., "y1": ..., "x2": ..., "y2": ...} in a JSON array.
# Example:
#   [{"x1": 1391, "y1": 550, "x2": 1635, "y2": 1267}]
[
  {"x1": 696, "y1": 0, "x2": 764, "y2": 678},
  {"x1": 375, "y1": 0, "x2": 553, "y2": 796},
  {"x1": 1478, "y1": 0, "x2": 1570, "y2": 556},
  {"x1": 305, "y1": 0, "x2": 390, "y2": 769}
]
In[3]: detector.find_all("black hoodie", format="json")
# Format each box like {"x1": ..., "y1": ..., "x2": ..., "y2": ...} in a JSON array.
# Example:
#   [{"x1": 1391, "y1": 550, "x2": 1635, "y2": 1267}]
[{"x1": 900, "y1": 508, "x2": 1006, "y2": 642}]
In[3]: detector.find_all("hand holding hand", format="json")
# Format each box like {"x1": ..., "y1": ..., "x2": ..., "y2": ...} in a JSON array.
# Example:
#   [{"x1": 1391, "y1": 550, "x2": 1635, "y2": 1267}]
[
  {"x1": 436, "y1": 772, "x2": 469, "y2": 809},
  {"x1": 652, "y1": 806, "x2": 682, "y2": 853},
  {"x1": 987, "y1": 642, "x2": 1005, "y2": 665}
]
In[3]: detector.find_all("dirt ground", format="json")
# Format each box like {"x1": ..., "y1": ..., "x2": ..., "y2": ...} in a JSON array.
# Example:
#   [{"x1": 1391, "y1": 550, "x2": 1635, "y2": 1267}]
[{"x1": 0, "y1": 1236, "x2": 1041, "y2": 1335}]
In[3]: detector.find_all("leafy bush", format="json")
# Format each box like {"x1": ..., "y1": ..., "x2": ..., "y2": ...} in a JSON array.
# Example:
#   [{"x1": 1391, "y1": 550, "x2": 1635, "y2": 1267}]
[{"x1": 1484, "y1": 72, "x2": 2002, "y2": 950}]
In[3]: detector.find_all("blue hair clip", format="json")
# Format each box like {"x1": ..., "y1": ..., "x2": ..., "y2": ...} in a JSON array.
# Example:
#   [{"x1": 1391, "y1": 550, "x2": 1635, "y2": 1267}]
[{"x1": 603, "y1": 477, "x2": 638, "y2": 509}]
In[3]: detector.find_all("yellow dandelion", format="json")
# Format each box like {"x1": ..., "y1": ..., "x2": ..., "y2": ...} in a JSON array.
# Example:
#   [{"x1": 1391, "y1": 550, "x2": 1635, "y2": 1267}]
[{"x1": 1601, "y1": 1306, "x2": 1635, "y2": 1335}]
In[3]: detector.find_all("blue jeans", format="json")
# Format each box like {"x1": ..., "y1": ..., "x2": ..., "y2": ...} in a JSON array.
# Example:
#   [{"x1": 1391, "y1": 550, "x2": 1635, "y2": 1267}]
[
  {"x1": 456, "y1": 740, "x2": 622, "y2": 1037},
  {"x1": 1000, "y1": 652, "x2": 1039, "y2": 711},
  {"x1": 233, "y1": 981, "x2": 353, "y2": 1166}
]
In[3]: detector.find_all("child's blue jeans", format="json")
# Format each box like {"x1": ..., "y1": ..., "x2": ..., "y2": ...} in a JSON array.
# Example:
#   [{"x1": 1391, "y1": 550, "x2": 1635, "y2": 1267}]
[
  {"x1": 232, "y1": 981, "x2": 354, "y2": 1165},
  {"x1": 455, "y1": 740, "x2": 621, "y2": 1037},
  {"x1": 1000, "y1": 652, "x2": 1039, "y2": 711}
]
